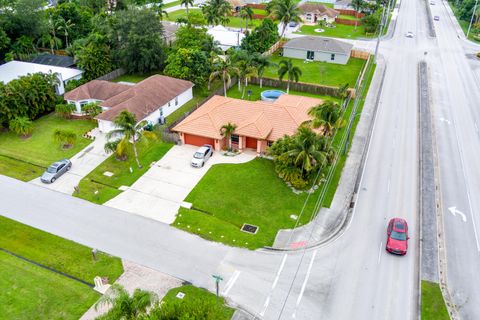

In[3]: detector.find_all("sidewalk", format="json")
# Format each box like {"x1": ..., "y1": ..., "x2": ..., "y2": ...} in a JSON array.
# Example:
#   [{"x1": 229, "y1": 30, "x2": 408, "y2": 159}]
[
  {"x1": 272, "y1": 57, "x2": 387, "y2": 250},
  {"x1": 29, "y1": 128, "x2": 109, "y2": 195}
]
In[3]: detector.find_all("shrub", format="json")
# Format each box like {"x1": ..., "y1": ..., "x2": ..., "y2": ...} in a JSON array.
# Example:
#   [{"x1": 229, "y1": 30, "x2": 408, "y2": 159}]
[
  {"x1": 82, "y1": 102, "x2": 102, "y2": 119},
  {"x1": 65, "y1": 78, "x2": 85, "y2": 92},
  {"x1": 55, "y1": 103, "x2": 75, "y2": 119},
  {"x1": 104, "y1": 139, "x2": 128, "y2": 161},
  {"x1": 53, "y1": 129, "x2": 77, "y2": 149},
  {"x1": 9, "y1": 116, "x2": 33, "y2": 138}
]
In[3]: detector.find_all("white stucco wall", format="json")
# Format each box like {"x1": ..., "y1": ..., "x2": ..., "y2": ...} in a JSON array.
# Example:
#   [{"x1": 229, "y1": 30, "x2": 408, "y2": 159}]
[
  {"x1": 67, "y1": 99, "x2": 101, "y2": 114},
  {"x1": 301, "y1": 13, "x2": 336, "y2": 24},
  {"x1": 283, "y1": 47, "x2": 350, "y2": 65}
]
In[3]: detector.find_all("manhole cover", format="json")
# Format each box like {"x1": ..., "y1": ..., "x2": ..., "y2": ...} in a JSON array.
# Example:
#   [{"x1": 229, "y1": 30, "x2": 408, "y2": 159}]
[
  {"x1": 241, "y1": 224, "x2": 259, "y2": 234},
  {"x1": 176, "y1": 292, "x2": 185, "y2": 299}
]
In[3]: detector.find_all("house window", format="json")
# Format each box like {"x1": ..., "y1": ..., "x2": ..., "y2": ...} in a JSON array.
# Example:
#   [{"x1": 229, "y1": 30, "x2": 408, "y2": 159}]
[
  {"x1": 267, "y1": 141, "x2": 274, "y2": 147},
  {"x1": 175, "y1": 96, "x2": 178, "y2": 106},
  {"x1": 160, "y1": 109, "x2": 163, "y2": 117},
  {"x1": 168, "y1": 101, "x2": 171, "y2": 107},
  {"x1": 331, "y1": 53, "x2": 335, "y2": 61},
  {"x1": 307, "y1": 50, "x2": 314, "y2": 60},
  {"x1": 231, "y1": 134, "x2": 239, "y2": 144}
]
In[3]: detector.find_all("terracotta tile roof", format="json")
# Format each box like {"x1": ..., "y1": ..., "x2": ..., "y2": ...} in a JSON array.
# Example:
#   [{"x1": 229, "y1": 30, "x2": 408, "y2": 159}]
[
  {"x1": 64, "y1": 80, "x2": 131, "y2": 101},
  {"x1": 173, "y1": 94, "x2": 323, "y2": 141},
  {"x1": 96, "y1": 75, "x2": 193, "y2": 122},
  {"x1": 298, "y1": 3, "x2": 340, "y2": 18}
]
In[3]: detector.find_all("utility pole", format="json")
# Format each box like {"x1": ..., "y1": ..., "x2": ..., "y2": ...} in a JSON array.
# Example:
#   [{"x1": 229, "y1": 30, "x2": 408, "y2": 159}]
[
  {"x1": 374, "y1": 0, "x2": 389, "y2": 63},
  {"x1": 467, "y1": 0, "x2": 479, "y2": 38}
]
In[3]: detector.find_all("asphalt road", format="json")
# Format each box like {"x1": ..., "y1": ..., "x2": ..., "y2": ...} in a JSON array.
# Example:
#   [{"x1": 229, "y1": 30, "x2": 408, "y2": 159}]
[{"x1": 2, "y1": 0, "x2": 476, "y2": 318}]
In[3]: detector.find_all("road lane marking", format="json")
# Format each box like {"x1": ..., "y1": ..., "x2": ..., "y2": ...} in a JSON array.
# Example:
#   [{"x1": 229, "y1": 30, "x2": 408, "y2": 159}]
[
  {"x1": 378, "y1": 241, "x2": 383, "y2": 264},
  {"x1": 222, "y1": 270, "x2": 241, "y2": 295},
  {"x1": 292, "y1": 250, "x2": 317, "y2": 319},
  {"x1": 439, "y1": 117, "x2": 451, "y2": 124},
  {"x1": 448, "y1": 206, "x2": 467, "y2": 222},
  {"x1": 272, "y1": 254, "x2": 288, "y2": 290},
  {"x1": 387, "y1": 179, "x2": 391, "y2": 193},
  {"x1": 259, "y1": 296, "x2": 270, "y2": 316}
]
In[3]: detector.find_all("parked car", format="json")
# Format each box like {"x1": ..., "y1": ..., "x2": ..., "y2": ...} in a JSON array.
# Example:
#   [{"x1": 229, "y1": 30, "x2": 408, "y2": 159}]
[
  {"x1": 289, "y1": 21, "x2": 298, "y2": 27},
  {"x1": 434, "y1": 15, "x2": 440, "y2": 21},
  {"x1": 191, "y1": 145, "x2": 213, "y2": 168},
  {"x1": 41, "y1": 159, "x2": 72, "y2": 183},
  {"x1": 405, "y1": 31, "x2": 414, "y2": 38},
  {"x1": 386, "y1": 218, "x2": 409, "y2": 255}
]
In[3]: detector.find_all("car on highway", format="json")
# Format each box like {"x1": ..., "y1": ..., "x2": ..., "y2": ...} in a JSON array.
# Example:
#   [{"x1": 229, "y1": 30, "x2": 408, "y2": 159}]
[
  {"x1": 434, "y1": 15, "x2": 440, "y2": 21},
  {"x1": 41, "y1": 159, "x2": 72, "y2": 183},
  {"x1": 430, "y1": 1, "x2": 435, "y2": 4},
  {"x1": 191, "y1": 144, "x2": 213, "y2": 168},
  {"x1": 405, "y1": 31, "x2": 414, "y2": 38},
  {"x1": 386, "y1": 218, "x2": 409, "y2": 255}
]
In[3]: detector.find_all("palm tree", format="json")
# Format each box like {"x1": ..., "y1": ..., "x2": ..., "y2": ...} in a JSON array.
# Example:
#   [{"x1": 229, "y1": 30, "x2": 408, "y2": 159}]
[
  {"x1": 336, "y1": 83, "x2": 350, "y2": 106},
  {"x1": 181, "y1": 0, "x2": 195, "y2": 17},
  {"x1": 253, "y1": 54, "x2": 275, "y2": 88},
  {"x1": 151, "y1": 0, "x2": 168, "y2": 19},
  {"x1": 239, "y1": 6, "x2": 254, "y2": 30},
  {"x1": 277, "y1": 59, "x2": 302, "y2": 94},
  {"x1": 288, "y1": 126, "x2": 328, "y2": 174},
  {"x1": 95, "y1": 284, "x2": 158, "y2": 320},
  {"x1": 220, "y1": 122, "x2": 237, "y2": 150},
  {"x1": 53, "y1": 129, "x2": 77, "y2": 149},
  {"x1": 56, "y1": 18, "x2": 75, "y2": 48},
  {"x1": 106, "y1": 111, "x2": 158, "y2": 168},
  {"x1": 202, "y1": 0, "x2": 232, "y2": 25},
  {"x1": 307, "y1": 101, "x2": 345, "y2": 136},
  {"x1": 209, "y1": 56, "x2": 240, "y2": 97},
  {"x1": 270, "y1": 0, "x2": 301, "y2": 38},
  {"x1": 37, "y1": 33, "x2": 62, "y2": 54},
  {"x1": 9, "y1": 116, "x2": 33, "y2": 138}
]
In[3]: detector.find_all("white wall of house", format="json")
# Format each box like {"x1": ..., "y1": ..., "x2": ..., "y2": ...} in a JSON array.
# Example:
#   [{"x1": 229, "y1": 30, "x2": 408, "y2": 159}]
[
  {"x1": 67, "y1": 99, "x2": 101, "y2": 114},
  {"x1": 301, "y1": 13, "x2": 336, "y2": 24},
  {"x1": 98, "y1": 119, "x2": 116, "y2": 133},
  {"x1": 283, "y1": 47, "x2": 350, "y2": 64}
]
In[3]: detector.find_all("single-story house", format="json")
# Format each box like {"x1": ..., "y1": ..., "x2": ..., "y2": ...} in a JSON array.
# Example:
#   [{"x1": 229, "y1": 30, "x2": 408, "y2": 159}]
[
  {"x1": 65, "y1": 75, "x2": 194, "y2": 133},
  {"x1": 207, "y1": 25, "x2": 245, "y2": 52},
  {"x1": 282, "y1": 36, "x2": 353, "y2": 64},
  {"x1": 298, "y1": 3, "x2": 340, "y2": 24},
  {"x1": 162, "y1": 21, "x2": 179, "y2": 45},
  {"x1": 0, "y1": 60, "x2": 83, "y2": 94},
  {"x1": 227, "y1": 0, "x2": 245, "y2": 12},
  {"x1": 30, "y1": 54, "x2": 76, "y2": 68},
  {"x1": 173, "y1": 94, "x2": 323, "y2": 154}
]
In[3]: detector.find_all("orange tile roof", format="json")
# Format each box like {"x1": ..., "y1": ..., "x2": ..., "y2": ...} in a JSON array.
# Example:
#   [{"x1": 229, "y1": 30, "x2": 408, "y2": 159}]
[{"x1": 173, "y1": 94, "x2": 323, "y2": 141}]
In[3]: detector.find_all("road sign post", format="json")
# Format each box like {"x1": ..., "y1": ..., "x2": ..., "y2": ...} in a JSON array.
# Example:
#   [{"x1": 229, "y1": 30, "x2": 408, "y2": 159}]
[{"x1": 212, "y1": 275, "x2": 223, "y2": 297}]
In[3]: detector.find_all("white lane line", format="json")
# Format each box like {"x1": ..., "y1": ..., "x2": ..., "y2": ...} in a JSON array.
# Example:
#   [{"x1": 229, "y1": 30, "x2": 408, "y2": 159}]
[
  {"x1": 222, "y1": 270, "x2": 241, "y2": 296},
  {"x1": 272, "y1": 254, "x2": 288, "y2": 290},
  {"x1": 387, "y1": 179, "x2": 391, "y2": 193},
  {"x1": 259, "y1": 296, "x2": 270, "y2": 317},
  {"x1": 378, "y1": 241, "x2": 383, "y2": 264},
  {"x1": 292, "y1": 250, "x2": 317, "y2": 319}
]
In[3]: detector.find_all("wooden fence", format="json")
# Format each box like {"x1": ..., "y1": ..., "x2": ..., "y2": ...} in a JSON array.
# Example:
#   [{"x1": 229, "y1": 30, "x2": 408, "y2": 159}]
[
  {"x1": 338, "y1": 9, "x2": 365, "y2": 18},
  {"x1": 246, "y1": 3, "x2": 266, "y2": 9},
  {"x1": 262, "y1": 40, "x2": 286, "y2": 56},
  {"x1": 351, "y1": 49, "x2": 370, "y2": 60},
  {"x1": 335, "y1": 18, "x2": 363, "y2": 26}
]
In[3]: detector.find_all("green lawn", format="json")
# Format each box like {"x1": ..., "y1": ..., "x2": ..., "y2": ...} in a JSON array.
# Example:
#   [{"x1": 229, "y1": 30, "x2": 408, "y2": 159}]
[
  {"x1": 305, "y1": 1, "x2": 334, "y2": 8},
  {"x1": 338, "y1": 14, "x2": 360, "y2": 21},
  {"x1": 252, "y1": 8, "x2": 267, "y2": 15},
  {"x1": 421, "y1": 281, "x2": 450, "y2": 320},
  {"x1": 263, "y1": 55, "x2": 366, "y2": 87},
  {"x1": 0, "y1": 215, "x2": 123, "y2": 284},
  {"x1": 0, "y1": 113, "x2": 96, "y2": 181},
  {"x1": 0, "y1": 250, "x2": 99, "y2": 320},
  {"x1": 164, "y1": 0, "x2": 181, "y2": 8},
  {"x1": 75, "y1": 139, "x2": 173, "y2": 204},
  {"x1": 166, "y1": 8, "x2": 201, "y2": 22},
  {"x1": 296, "y1": 23, "x2": 371, "y2": 39},
  {"x1": 447, "y1": 1, "x2": 480, "y2": 43},
  {"x1": 166, "y1": 9, "x2": 262, "y2": 29},
  {"x1": 162, "y1": 285, "x2": 234, "y2": 319}
]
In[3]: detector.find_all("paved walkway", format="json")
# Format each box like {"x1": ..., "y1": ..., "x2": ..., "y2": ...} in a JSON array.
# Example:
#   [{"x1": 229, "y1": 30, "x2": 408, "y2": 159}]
[
  {"x1": 104, "y1": 145, "x2": 256, "y2": 224},
  {"x1": 80, "y1": 260, "x2": 183, "y2": 320},
  {"x1": 29, "y1": 128, "x2": 108, "y2": 195}
]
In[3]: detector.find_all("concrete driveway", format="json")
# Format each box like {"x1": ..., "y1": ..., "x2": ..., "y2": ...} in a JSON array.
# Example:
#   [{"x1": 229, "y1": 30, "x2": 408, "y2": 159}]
[
  {"x1": 30, "y1": 129, "x2": 109, "y2": 194},
  {"x1": 104, "y1": 145, "x2": 256, "y2": 224}
]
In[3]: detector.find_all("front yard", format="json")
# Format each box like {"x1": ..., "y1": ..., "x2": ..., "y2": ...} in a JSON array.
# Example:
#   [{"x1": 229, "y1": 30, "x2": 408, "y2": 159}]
[
  {"x1": 0, "y1": 215, "x2": 123, "y2": 319},
  {"x1": 0, "y1": 113, "x2": 96, "y2": 181},
  {"x1": 296, "y1": 23, "x2": 370, "y2": 39},
  {"x1": 262, "y1": 55, "x2": 366, "y2": 87},
  {"x1": 75, "y1": 137, "x2": 173, "y2": 204}
]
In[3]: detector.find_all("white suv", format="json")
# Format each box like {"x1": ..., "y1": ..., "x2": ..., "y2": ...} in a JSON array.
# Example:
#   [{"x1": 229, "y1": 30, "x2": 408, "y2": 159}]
[{"x1": 191, "y1": 145, "x2": 213, "y2": 168}]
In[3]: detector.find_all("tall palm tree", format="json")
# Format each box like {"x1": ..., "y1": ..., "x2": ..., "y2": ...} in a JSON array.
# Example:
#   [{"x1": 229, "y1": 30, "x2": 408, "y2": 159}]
[
  {"x1": 95, "y1": 284, "x2": 158, "y2": 320},
  {"x1": 202, "y1": 0, "x2": 232, "y2": 26},
  {"x1": 253, "y1": 54, "x2": 275, "y2": 88},
  {"x1": 277, "y1": 59, "x2": 302, "y2": 94},
  {"x1": 270, "y1": 0, "x2": 301, "y2": 38},
  {"x1": 239, "y1": 6, "x2": 254, "y2": 30},
  {"x1": 287, "y1": 126, "x2": 328, "y2": 174},
  {"x1": 181, "y1": 0, "x2": 195, "y2": 17},
  {"x1": 56, "y1": 18, "x2": 75, "y2": 48},
  {"x1": 37, "y1": 33, "x2": 62, "y2": 54},
  {"x1": 209, "y1": 56, "x2": 240, "y2": 97},
  {"x1": 151, "y1": 0, "x2": 168, "y2": 19},
  {"x1": 307, "y1": 101, "x2": 345, "y2": 136},
  {"x1": 220, "y1": 122, "x2": 237, "y2": 150},
  {"x1": 106, "y1": 111, "x2": 157, "y2": 168}
]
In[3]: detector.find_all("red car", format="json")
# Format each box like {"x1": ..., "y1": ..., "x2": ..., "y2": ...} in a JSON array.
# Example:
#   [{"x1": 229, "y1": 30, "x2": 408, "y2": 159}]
[{"x1": 386, "y1": 218, "x2": 409, "y2": 255}]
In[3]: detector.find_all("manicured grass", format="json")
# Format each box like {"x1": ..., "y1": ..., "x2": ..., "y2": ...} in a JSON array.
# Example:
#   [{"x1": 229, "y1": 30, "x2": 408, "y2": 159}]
[
  {"x1": 0, "y1": 250, "x2": 99, "y2": 320},
  {"x1": 296, "y1": 23, "x2": 371, "y2": 39},
  {"x1": 305, "y1": 1, "x2": 334, "y2": 8},
  {"x1": 162, "y1": 285, "x2": 234, "y2": 319},
  {"x1": 75, "y1": 139, "x2": 173, "y2": 204},
  {"x1": 225, "y1": 16, "x2": 262, "y2": 29},
  {"x1": 263, "y1": 55, "x2": 366, "y2": 87},
  {"x1": 112, "y1": 71, "x2": 161, "y2": 83},
  {"x1": 0, "y1": 113, "x2": 96, "y2": 180},
  {"x1": 166, "y1": 8, "x2": 201, "y2": 22},
  {"x1": 338, "y1": 14, "x2": 360, "y2": 21},
  {"x1": 164, "y1": 0, "x2": 181, "y2": 8},
  {"x1": 227, "y1": 83, "x2": 340, "y2": 103},
  {"x1": 421, "y1": 281, "x2": 450, "y2": 320},
  {"x1": 0, "y1": 215, "x2": 123, "y2": 283},
  {"x1": 252, "y1": 8, "x2": 267, "y2": 15},
  {"x1": 175, "y1": 158, "x2": 321, "y2": 249}
]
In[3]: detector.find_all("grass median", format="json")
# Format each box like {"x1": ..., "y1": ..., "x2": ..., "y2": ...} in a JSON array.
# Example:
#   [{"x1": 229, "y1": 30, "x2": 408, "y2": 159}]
[{"x1": 421, "y1": 280, "x2": 450, "y2": 320}]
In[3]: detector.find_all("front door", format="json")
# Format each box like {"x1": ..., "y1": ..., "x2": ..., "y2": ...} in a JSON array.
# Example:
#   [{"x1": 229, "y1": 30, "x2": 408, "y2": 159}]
[{"x1": 307, "y1": 50, "x2": 314, "y2": 60}]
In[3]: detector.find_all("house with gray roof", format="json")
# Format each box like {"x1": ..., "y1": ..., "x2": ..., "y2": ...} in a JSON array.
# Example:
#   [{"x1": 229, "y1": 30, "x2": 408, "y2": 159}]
[{"x1": 282, "y1": 36, "x2": 353, "y2": 65}]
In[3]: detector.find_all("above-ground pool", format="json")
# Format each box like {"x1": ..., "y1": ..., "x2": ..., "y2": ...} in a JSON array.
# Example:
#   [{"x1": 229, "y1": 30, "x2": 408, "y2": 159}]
[{"x1": 261, "y1": 90, "x2": 286, "y2": 102}]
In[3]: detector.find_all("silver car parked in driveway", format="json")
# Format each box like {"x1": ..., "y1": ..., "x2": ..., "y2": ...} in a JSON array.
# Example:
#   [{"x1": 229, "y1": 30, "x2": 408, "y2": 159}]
[
  {"x1": 41, "y1": 159, "x2": 72, "y2": 183},
  {"x1": 191, "y1": 145, "x2": 213, "y2": 168}
]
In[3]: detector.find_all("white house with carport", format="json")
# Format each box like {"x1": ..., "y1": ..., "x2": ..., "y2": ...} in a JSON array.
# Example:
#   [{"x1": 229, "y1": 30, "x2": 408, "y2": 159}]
[
  {"x1": 0, "y1": 60, "x2": 83, "y2": 94},
  {"x1": 282, "y1": 36, "x2": 353, "y2": 65},
  {"x1": 64, "y1": 75, "x2": 194, "y2": 133},
  {"x1": 207, "y1": 25, "x2": 245, "y2": 52}
]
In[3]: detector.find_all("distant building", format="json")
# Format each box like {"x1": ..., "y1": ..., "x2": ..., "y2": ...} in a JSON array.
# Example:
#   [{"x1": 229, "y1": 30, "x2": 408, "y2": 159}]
[
  {"x1": 0, "y1": 60, "x2": 83, "y2": 94},
  {"x1": 298, "y1": 3, "x2": 340, "y2": 24},
  {"x1": 30, "y1": 54, "x2": 76, "y2": 68},
  {"x1": 282, "y1": 36, "x2": 353, "y2": 64},
  {"x1": 207, "y1": 25, "x2": 245, "y2": 52}
]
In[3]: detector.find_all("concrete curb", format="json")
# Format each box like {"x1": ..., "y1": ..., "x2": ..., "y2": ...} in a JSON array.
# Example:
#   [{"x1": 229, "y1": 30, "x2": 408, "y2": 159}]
[{"x1": 424, "y1": 0, "x2": 437, "y2": 38}]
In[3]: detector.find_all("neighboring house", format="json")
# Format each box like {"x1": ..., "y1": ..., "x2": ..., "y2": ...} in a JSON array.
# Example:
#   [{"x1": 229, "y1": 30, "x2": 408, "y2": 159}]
[
  {"x1": 162, "y1": 21, "x2": 179, "y2": 46},
  {"x1": 227, "y1": 0, "x2": 245, "y2": 12},
  {"x1": 30, "y1": 54, "x2": 76, "y2": 68},
  {"x1": 173, "y1": 94, "x2": 322, "y2": 154},
  {"x1": 207, "y1": 25, "x2": 245, "y2": 52},
  {"x1": 65, "y1": 75, "x2": 194, "y2": 133},
  {"x1": 282, "y1": 36, "x2": 353, "y2": 64},
  {"x1": 0, "y1": 60, "x2": 83, "y2": 94},
  {"x1": 298, "y1": 3, "x2": 340, "y2": 24},
  {"x1": 334, "y1": 0, "x2": 352, "y2": 9}
]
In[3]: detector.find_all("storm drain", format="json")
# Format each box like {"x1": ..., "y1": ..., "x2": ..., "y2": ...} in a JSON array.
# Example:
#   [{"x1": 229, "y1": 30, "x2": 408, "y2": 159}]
[{"x1": 241, "y1": 224, "x2": 259, "y2": 234}]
